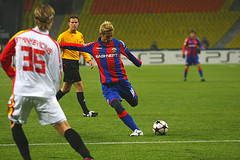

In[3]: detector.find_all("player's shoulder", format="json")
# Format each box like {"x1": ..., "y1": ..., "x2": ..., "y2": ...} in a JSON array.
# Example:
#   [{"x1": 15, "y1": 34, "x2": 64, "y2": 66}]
[
  {"x1": 58, "y1": 30, "x2": 68, "y2": 37},
  {"x1": 9, "y1": 29, "x2": 31, "y2": 41},
  {"x1": 76, "y1": 31, "x2": 84, "y2": 39},
  {"x1": 76, "y1": 31, "x2": 83, "y2": 36},
  {"x1": 184, "y1": 38, "x2": 189, "y2": 43},
  {"x1": 114, "y1": 39, "x2": 126, "y2": 48},
  {"x1": 195, "y1": 37, "x2": 200, "y2": 41}
]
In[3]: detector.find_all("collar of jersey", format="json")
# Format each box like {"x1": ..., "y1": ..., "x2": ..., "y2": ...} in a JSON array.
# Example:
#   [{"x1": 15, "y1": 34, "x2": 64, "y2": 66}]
[
  {"x1": 32, "y1": 26, "x2": 49, "y2": 35},
  {"x1": 68, "y1": 29, "x2": 78, "y2": 34},
  {"x1": 98, "y1": 37, "x2": 114, "y2": 46}
]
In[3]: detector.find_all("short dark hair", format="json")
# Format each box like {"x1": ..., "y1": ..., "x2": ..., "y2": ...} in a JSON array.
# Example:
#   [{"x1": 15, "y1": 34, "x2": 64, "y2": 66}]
[
  {"x1": 190, "y1": 30, "x2": 196, "y2": 34},
  {"x1": 68, "y1": 15, "x2": 79, "y2": 22}
]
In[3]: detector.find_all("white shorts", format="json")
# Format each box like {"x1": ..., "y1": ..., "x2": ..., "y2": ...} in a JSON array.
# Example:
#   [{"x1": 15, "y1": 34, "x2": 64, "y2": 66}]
[{"x1": 7, "y1": 94, "x2": 67, "y2": 126}]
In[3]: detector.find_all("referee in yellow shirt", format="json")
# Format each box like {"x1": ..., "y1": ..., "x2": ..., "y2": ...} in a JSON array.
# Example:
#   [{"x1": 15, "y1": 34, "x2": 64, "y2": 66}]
[{"x1": 56, "y1": 15, "x2": 98, "y2": 117}]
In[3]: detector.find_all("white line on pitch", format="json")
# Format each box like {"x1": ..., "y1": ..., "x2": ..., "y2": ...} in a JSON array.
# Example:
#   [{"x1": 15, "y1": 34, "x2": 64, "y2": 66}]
[{"x1": 0, "y1": 140, "x2": 239, "y2": 147}]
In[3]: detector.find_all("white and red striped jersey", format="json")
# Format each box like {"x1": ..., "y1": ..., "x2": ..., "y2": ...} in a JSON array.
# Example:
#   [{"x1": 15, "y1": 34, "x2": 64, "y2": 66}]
[{"x1": 0, "y1": 26, "x2": 62, "y2": 98}]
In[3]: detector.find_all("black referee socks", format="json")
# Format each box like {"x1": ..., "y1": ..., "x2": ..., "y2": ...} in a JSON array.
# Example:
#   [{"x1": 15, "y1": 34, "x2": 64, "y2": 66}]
[
  {"x1": 77, "y1": 92, "x2": 90, "y2": 114},
  {"x1": 12, "y1": 124, "x2": 31, "y2": 160},
  {"x1": 64, "y1": 129, "x2": 93, "y2": 159},
  {"x1": 56, "y1": 90, "x2": 66, "y2": 101}
]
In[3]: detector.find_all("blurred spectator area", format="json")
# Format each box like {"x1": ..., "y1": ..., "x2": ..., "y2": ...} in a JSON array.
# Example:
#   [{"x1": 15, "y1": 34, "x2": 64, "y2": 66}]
[
  {"x1": 56, "y1": 0, "x2": 240, "y2": 49},
  {"x1": 1, "y1": 0, "x2": 240, "y2": 50}
]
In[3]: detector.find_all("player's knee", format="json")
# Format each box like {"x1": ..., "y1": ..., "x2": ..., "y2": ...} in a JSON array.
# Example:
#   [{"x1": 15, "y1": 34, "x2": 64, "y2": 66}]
[
  {"x1": 63, "y1": 89, "x2": 70, "y2": 94},
  {"x1": 110, "y1": 99, "x2": 125, "y2": 114},
  {"x1": 129, "y1": 97, "x2": 138, "y2": 107},
  {"x1": 61, "y1": 87, "x2": 71, "y2": 94},
  {"x1": 74, "y1": 82, "x2": 84, "y2": 92},
  {"x1": 11, "y1": 122, "x2": 21, "y2": 129}
]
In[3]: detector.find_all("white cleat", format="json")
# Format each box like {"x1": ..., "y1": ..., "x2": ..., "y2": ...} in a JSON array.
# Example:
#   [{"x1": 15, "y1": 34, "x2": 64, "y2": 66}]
[{"x1": 130, "y1": 129, "x2": 143, "y2": 136}]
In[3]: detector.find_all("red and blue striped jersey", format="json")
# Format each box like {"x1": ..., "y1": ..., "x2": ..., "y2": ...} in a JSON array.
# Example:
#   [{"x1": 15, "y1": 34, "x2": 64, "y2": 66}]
[
  {"x1": 60, "y1": 37, "x2": 142, "y2": 84},
  {"x1": 182, "y1": 37, "x2": 201, "y2": 57}
]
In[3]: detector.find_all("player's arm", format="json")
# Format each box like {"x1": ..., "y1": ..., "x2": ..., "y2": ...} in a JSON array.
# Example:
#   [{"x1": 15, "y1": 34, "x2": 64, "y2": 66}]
[
  {"x1": 119, "y1": 41, "x2": 142, "y2": 67},
  {"x1": 182, "y1": 38, "x2": 188, "y2": 58},
  {"x1": 60, "y1": 42, "x2": 94, "y2": 55},
  {"x1": 48, "y1": 43, "x2": 62, "y2": 90},
  {"x1": 197, "y1": 38, "x2": 201, "y2": 54},
  {"x1": 79, "y1": 38, "x2": 94, "y2": 69},
  {"x1": 0, "y1": 37, "x2": 16, "y2": 80}
]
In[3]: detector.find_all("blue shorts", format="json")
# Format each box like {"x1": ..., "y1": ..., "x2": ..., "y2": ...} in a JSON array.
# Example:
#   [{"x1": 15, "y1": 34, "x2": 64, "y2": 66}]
[
  {"x1": 102, "y1": 80, "x2": 137, "y2": 105},
  {"x1": 186, "y1": 57, "x2": 200, "y2": 66}
]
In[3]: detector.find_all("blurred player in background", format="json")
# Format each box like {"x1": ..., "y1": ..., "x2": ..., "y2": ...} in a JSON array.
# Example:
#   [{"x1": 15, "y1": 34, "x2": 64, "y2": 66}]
[
  {"x1": 56, "y1": 15, "x2": 98, "y2": 117},
  {"x1": 60, "y1": 21, "x2": 143, "y2": 136},
  {"x1": 182, "y1": 30, "x2": 205, "y2": 82},
  {"x1": 0, "y1": 4, "x2": 94, "y2": 160}
]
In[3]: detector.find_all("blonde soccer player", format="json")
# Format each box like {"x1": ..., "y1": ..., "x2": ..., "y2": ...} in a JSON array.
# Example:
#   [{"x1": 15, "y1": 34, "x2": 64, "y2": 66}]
[{"x1": 60, "y1": 21, "x2": 143, "y2": 136}]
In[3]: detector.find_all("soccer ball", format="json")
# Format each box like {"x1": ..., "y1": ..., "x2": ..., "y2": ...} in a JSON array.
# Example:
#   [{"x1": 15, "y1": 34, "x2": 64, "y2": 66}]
[{"x1": 152, "y1": 120, "x2": 168, "y2": 135}]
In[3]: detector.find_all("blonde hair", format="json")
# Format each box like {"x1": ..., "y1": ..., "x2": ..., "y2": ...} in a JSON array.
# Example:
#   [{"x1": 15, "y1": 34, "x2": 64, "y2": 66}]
[
  {"x1": 99, "y1": 21, "x2": 114, "y2": 35},
  {"x1": 34, "y1": 4, "x2": 55, "y2": 31}
]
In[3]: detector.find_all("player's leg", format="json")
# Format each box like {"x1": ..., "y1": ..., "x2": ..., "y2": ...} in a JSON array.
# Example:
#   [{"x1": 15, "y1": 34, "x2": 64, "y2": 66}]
[
  {"x1": 35, "y1": 97, "x2": 94, "y2": 159},
  {"x1": 11, "y1": 121, "x2": 31, "y2": 160},
  {"x1": 111, "y1": 99, "x2": 140, "y2": 131},
  {"x1": 8, "y1": 95, "x2": 33, "y2": 160},
  {"x1": 119, "y1": 81, "x2": 139, "y2": 107},
  {"x1": 73, "y1": 81, "x2": 98, "y2": 117},
  {"x1": 184, "y1": 65, "x2": 189, "y2": 81},
  {"x1": 56, "y1": 82, "x2": 72, "y2": 100},
  {"x1": 54, "y1": 121, "x2": 94, "y2": 159},
  {"x1": 56, "y1": 59, "x2": 74, "y2": 100},
  {"x1": 184, "y1": 57, "x2": 190, "y2": 81},
  {"x1": 197, "y1": 63, "x2": 205, "y2": 81},
  {"x1": 102, "y1": 83, "x2": 142, "y2": 136}
]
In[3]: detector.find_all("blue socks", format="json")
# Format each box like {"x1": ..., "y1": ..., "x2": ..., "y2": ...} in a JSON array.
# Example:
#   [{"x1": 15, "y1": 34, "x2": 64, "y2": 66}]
[
  {"x1": 198, "y1": 68, "x2": 203, "y2": 79},
  {"x1": 118, "y1": 110, "x2": 139, "y2": 131},
  {"x1": 184, "y1": 68, "x2": 188, "y2": 79},
  {"x1": 185, "y1": 68, "x2": 204, "y2": 80}
]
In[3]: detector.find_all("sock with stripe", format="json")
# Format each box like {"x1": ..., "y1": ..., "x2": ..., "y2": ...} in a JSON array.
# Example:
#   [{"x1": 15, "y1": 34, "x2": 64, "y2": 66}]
[
  {"x1": 198, "y1": 68, "x2": 203, "y2": 79},
  {"x1": 118, "y1": 111, "x2": 139, "y2": 131},
  {"x1": 184, "y1": 68, "x2": 188, "y2": 80},
  {"x1": 111, "y1": 99, "x2": 139, "y2": 131}
]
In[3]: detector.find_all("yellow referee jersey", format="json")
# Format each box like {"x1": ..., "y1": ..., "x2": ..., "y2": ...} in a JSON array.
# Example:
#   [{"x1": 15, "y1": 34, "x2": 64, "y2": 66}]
[{"x1": 57, "y1": 29, "x2": 91, "y2": 62}]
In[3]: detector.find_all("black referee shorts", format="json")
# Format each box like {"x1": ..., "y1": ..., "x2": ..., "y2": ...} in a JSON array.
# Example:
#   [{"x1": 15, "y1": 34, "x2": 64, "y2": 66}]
[{"x1": 62, "y1": 59, "x2": 81, "y2": 84}]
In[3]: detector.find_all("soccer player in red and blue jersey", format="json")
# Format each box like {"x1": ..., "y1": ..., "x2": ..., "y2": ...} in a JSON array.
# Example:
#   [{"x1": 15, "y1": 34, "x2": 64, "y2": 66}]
[
  {"x1": 182, "y1": 30, "x2": 205, "y2": 82},
  {"x1": 60, "y1": 21, "x2": 143, "y2": 136}
]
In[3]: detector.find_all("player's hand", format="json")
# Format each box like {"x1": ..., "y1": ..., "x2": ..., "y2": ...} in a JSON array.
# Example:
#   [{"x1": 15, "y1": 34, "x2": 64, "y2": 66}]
[
  {"x1": 198, "y1": 49, "x2": 201, "y2": 54},
  {"x1": 183, "y1": 54, "x2": 186, "y2": 59},
  {"x1": 88, "y1": 61, "x2": 94, "y2": 69}
]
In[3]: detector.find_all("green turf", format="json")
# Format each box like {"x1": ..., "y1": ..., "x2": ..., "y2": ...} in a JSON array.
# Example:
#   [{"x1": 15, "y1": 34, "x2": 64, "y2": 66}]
[{"x1": 0, "y1": 64, "x2": 240, "y2": 159}]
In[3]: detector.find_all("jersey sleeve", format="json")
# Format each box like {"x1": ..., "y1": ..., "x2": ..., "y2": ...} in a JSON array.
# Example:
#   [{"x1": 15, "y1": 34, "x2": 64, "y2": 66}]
[
  {"x1": 48, "y1": 42, "x2": 62, "y2": 91},
  {"x1": 0, "y1": 36, "x2": 16, "y2": 78},
  {"x1": 182, "y1": 38, "x2": 188, "y2": 55},
  {"x1": 57, "y1": 33, "x2": 64, "y2": 52},
  {"x1": 79, "y1": 37, "x2": 92, "y2": 63},
  {"x1": 119, "y1": 40, "x2": 142, "y2": 67},
  {"x1": 60, "y1": 42, "x2": 94, "y2": 56},
  {"x1": 197, "y1": 38, "x2": 201, "y2": 49}
]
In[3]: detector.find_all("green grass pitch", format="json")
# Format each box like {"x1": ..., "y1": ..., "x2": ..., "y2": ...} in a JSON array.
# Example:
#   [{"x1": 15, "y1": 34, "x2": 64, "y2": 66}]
[{"x1": 0, "y1": 64, "x2": 239, "y2": 159}]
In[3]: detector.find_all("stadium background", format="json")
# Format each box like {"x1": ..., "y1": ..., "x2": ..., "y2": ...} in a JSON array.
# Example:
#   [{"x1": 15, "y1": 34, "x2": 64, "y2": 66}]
[
  {"x1": 0, "y1": 0, "x2": 240, "y2": 51},
  {"x1": 0, "y1": 1, "x2": 240, "y2": 159}
]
